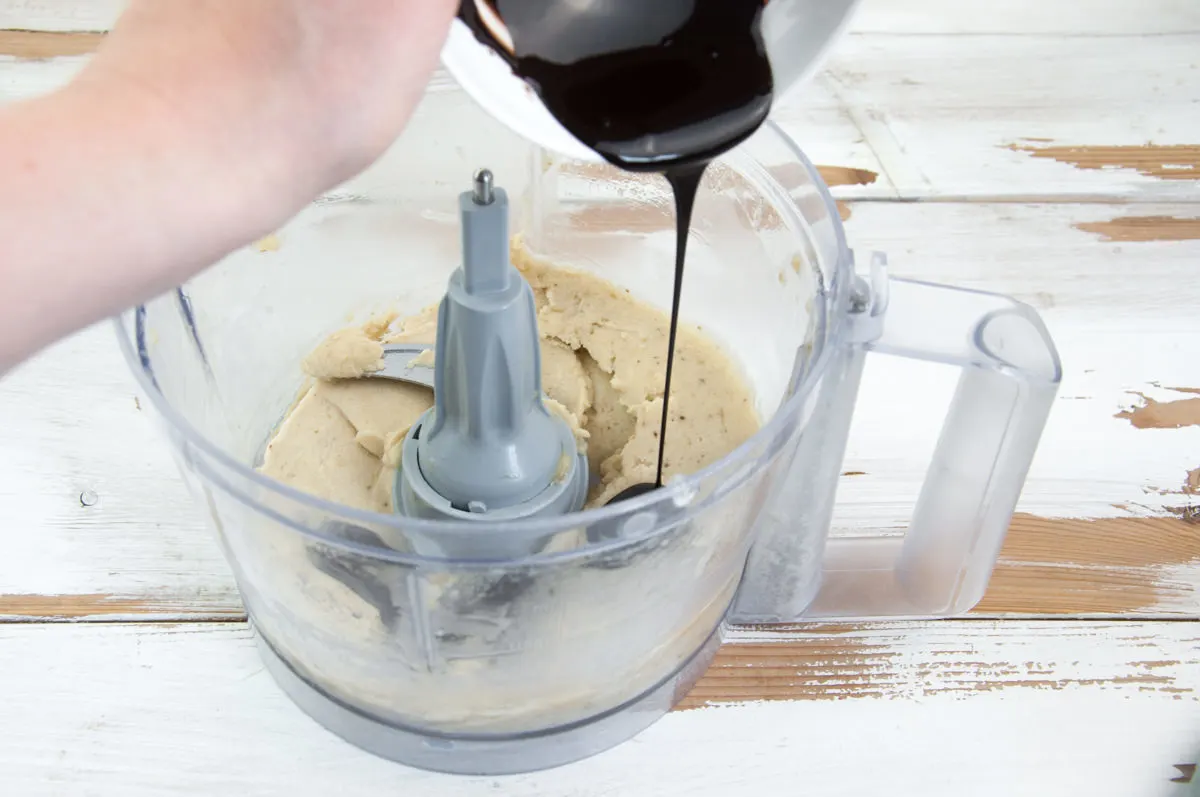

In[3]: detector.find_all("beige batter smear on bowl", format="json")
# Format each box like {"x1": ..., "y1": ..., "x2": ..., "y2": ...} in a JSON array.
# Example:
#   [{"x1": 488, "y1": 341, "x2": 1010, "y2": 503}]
[{"x1": 261, "y1": 238, "x2": 759, "y2": 508}]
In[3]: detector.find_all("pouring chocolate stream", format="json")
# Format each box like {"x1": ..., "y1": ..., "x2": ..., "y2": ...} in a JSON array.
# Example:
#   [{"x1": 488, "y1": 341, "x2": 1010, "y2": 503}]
[{"x1": 458, "y1": 0, "x2": 775, "y2": 501}]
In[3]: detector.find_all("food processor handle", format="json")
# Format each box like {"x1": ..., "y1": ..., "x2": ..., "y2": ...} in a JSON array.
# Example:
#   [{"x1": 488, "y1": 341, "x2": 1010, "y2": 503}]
[{"x1": 806, "y1": 253, "x2": 1062, "y2": 618}]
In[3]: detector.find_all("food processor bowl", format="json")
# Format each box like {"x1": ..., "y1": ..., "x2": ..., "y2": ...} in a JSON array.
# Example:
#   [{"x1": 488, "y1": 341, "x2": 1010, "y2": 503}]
[{"x1": 116, "y1": 74, "x2": 1059, "y2": 775}]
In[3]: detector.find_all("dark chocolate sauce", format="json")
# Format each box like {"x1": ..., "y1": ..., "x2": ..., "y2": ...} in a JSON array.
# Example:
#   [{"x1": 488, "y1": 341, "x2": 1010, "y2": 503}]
[{"x1": 459, "y1": 0, "x2": 774, "y2": 502}]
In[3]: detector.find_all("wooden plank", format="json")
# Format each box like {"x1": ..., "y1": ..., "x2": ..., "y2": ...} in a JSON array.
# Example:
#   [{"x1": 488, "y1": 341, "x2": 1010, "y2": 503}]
[
  {"x1": 849, "y1": 0, "x2": 1200, "y2": 34},
  {"x1": 0, "y1": 0, "x2": 123, "y2": 33},
  {"x1": 0, "y1": 324, "x2": 240, "y2": 618},
  {"x1": 0, "y1": 25, "x2": 1197, "y2": 201},
  {"x1": 0, "y1": 620, "x2": 1196, "y2": 795},
  {"x1": 707, "y1": 620, "x2": 1200, "y2": 703},
  {"x1": 836, "y1": 201, "x2": 1200, "y2": 530},
  {"x1": 782, "y1": 34, "x2": 1200, "y2": 202},
  {"x1": 1, "y1": 201, "x2": 1196, "y2": 619},
  {"x1": 1, "y1": 0, "x2": 1196, "y2": 35},
  {"x1": 0, "y1": 514, "x2": 1196, "y2": 620}
]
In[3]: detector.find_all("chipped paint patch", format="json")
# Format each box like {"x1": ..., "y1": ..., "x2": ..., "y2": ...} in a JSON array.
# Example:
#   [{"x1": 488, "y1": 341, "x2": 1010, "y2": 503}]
[
  {"x1": 679, "y1": 621, "x2": 1199, "y2": 706},
  {"x1": 1008, "y1": 143, "x2": 1200, "y2": 181},
  {"x1": 1166, "y1": 505, "x2": 1200, "y2": 524},
  {"x1": 0, "y1": 593, "x2": 156, "y2": 619},
  {"x1": 1116, "y1": 392, "x2": 1200, "y2": 430},
  {"x1": 976, "y1": 515, "x2": 1200, "y2": 615},
  {"x1": 0, "y1": 30, "x2": 103, "y2": 59},
  {"x1": 678, "y1": 634, "x2": 899, "y2": 706},
  {"x1": 815, "y1": 165, "x2": 880, "y2": 187},
  {"x1": 1074, "y1": 215, "x2": 1200, "y2": 242},
  {"x1": 759, "y1": 163, "x2": 879, "y2": 190},
  {"x1": 0, "y1": 593, "x2": 244, "y2": 621},
  {"x1": 1187, "y1": 468, "x2": 1200, "y2": 495}
]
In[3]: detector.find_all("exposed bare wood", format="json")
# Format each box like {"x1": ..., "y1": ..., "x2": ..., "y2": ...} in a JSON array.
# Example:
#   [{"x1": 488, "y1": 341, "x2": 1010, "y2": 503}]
[
  {"x1": 0, "y1": 29, "x2": 101, "y2": 58},
  {"x1": 1117, "y1": 393, "x2": 1200, "y2": 430},
  {"x1": 0, "y1": 512, "x2": 1195, "y2": 622},
  {"x1": 1009, "y1": 143, "x2": 1200, "y2": 182},
  {"x1": 1075, "y1": 214, "x2": 1200, "y2": 241},
  {"x1": 0, "y1": 0, "x2": 1198, "y2": 791},
  {"x1": 0, "y1": 593, "x2": 244, "y2": 621},
  {"x1": 682, "y1": 624, "x2": 1196, "y2": 707},
  {"x1": 975, "y1": 515, "x2": 1200, "y2": 616},
  {"x1": 815, "y1": 164, "x2": 880, "y2": 187}
]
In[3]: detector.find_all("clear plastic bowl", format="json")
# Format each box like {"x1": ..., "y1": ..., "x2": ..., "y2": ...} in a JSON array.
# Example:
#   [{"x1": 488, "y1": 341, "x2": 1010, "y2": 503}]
[{"x1": 116, "y1": 74, "x2": 1059, "y2": 775}]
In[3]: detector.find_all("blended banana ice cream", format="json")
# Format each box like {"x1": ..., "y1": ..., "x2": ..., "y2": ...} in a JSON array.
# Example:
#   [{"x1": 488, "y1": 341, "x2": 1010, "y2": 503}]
[
  {"x1": 247, "y1": 238, "x2": 767, "y2": 734},
  {"x1": 261, "y1": 239, "x2": 759, "y2": 508}
]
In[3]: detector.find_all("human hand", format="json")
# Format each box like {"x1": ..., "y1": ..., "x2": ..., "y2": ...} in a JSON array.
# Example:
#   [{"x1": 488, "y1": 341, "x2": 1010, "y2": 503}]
[
  {"x1": 78, "y1": 0, "x2": 459, "y2": 213},
  {"x1": 0, "y1": 0, "x2": 459, "y2": 371}
]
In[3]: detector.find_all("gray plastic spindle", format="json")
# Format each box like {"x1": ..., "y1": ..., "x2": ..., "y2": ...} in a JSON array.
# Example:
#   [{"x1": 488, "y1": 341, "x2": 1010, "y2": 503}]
[
  {"x1": 395, "y1": 170, "x2": 588, "y2": 557},
  {"x1": 460, "y1": 170, "x2": 507, "y2": 295}
]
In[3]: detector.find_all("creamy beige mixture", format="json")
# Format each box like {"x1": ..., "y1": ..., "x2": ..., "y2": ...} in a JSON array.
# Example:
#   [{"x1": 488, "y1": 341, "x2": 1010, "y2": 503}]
[
  {"x1": 247, "y1": 239, "x2": 765, "y2": 733},
  {"x1": 261, "y1": 239, "x2": 759, "y2": 511}
]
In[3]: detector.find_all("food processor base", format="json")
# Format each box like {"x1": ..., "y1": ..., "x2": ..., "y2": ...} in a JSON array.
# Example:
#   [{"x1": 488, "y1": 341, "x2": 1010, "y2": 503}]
[{"x1": 252, "y1": 621, "x2": 724, "y2": 775}]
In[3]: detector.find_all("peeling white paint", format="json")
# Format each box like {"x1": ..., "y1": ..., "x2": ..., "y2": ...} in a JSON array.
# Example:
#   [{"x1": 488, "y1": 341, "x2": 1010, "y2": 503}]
[
  {"x1": 1, "y1": 0, "x2": 1199, "y2": 792},
  {"x1": 0, "y1": 622, "x2": 1197, "y2": 796}
]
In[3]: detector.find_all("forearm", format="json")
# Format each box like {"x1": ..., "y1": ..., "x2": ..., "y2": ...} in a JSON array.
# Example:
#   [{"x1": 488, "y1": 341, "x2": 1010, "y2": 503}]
[
  {"x1": 0, "y1": 0, "x2": 457, "y2": 374},
  {"x1": 0, "y1": 79, "x2": 308, "y2": 372}
]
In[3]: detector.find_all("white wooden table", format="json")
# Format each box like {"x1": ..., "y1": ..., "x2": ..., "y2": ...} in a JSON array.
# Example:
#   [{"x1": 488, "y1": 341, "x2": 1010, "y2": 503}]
[{"x1": 2, "y1": 1, "x2": 1199, "y2": 794}]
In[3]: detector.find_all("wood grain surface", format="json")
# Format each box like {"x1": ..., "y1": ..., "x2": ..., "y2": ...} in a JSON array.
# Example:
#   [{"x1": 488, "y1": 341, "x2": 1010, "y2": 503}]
[
  {"x1": 1009, "y1": 144, "x2": 1200, "y2": 183},
  {"x1": 1, "y1": 0, "x2": 1199, "y2": 794},
  {"x1": 3, "y1": 200, "x2": 1197, "y2": 619},
  {"x1": 5, "y1": 27, "x2": 1200, "y2": 202},
  {"x1": 1075, "y1": 215, "x2": 1200, "y2": 242},
  {"x1": 0, "y1": 621, "x2": 1198, "y2": 797}
]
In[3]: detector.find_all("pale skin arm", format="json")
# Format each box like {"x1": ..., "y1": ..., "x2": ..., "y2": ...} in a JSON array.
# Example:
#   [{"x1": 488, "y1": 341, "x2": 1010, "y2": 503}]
[{"x1": 0, "y1": 0, "x2": 458, "y2": 373}]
